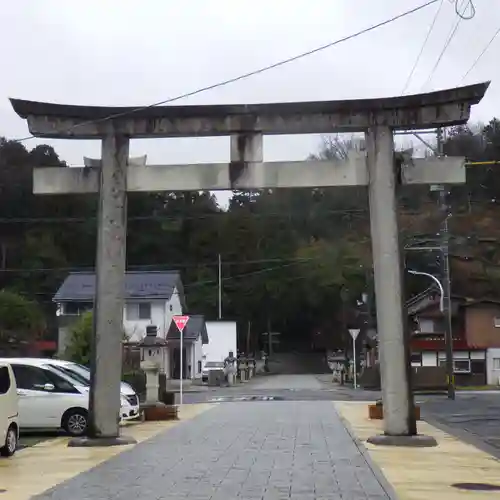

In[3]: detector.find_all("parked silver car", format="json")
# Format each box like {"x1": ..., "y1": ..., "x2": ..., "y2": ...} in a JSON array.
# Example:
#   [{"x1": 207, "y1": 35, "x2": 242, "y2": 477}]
[{"x1": 201, "y1": 361, "x2": 225, "y2": 383}]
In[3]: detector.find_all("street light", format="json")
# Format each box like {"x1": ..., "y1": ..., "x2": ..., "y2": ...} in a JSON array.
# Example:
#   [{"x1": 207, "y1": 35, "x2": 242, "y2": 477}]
[
  {"x1": 407, "y1": 269, "x2": 444, "y2": 312},
  {"x1": 407, "y1": 269, "x2": 455, "y2": 400}
]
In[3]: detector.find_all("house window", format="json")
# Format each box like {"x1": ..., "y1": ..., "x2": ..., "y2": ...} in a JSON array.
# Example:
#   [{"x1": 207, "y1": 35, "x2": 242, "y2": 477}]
[
  {"x1": 493, "y1": 358, "x2": 500, "y2": 370},
  {"x1": 410, "y1": 353, "x2": 422, "y2": 365},
  {"x1": 64, "y1": 302, "x2": 92, "y2": 315},
  {"x1": 126, "y1": 303, "x2": 151, "y2": 320},
  {"x1": 439, "y1": 358, "x2": 471, "y2": 373},
  {"x1": 454, "y1": 359, "x2": 471, "y2": 373},
  {"x1": 418, "y1": 319, "x2": 435, "y2": 333},
  {"x1": 494, "y1": 317, "x2": 500, "y2": 328}
]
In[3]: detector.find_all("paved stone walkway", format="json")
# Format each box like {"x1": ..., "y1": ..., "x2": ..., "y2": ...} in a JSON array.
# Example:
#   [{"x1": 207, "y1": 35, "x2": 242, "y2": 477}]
[{"x1": 34, "y1": 402, "x2": 391, "y2": 500}]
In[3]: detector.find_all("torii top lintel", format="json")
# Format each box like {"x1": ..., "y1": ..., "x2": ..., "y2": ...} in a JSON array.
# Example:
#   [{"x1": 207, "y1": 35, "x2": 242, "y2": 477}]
[{"x1": 10, "y1": 82, "x2": 489, "y2": 140}]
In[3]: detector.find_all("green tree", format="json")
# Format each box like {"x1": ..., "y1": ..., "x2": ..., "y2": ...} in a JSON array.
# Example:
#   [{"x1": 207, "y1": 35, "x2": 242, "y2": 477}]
[
  {"x1": 0, "y1": 290, "x2": 45, "y2": 348},
  {"x1": 64, "y1": 312, "x2": 93, "y2": 365}
]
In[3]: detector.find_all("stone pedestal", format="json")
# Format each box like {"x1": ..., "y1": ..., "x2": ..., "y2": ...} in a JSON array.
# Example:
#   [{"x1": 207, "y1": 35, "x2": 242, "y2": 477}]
[
  {"x1": 141, "y1": 360, "x2": 160, "y2": 405},
  {"x1": 139, "y1": 359, "x2": 177, "y2": 421},
  {"x1": 239, "y1": 362, "x2": 247, "y2": 382}
]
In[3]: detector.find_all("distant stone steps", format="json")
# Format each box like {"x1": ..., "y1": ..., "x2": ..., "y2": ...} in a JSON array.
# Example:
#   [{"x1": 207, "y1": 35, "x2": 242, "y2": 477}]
[{"x1": 267, "y1": 352, "x2": 330, "y2": 374}]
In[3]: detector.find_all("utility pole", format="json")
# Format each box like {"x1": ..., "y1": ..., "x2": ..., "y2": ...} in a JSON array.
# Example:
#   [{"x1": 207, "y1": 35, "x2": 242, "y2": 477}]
[
  {"x1": 436, "y1": 127, "x2": 455, "y2": 400},
  {"x1": 218, "y1": 254, "x2": 222, "y2": 320}
]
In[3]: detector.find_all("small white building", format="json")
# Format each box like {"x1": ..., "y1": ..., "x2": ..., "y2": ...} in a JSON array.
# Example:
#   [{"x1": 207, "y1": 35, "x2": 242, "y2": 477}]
[
  {"x1": 54, "y1": 270, "x2": 185, "y2": 349},
  {"x1": 202, "y1": 321, "x2": 237, "y2": 365}
]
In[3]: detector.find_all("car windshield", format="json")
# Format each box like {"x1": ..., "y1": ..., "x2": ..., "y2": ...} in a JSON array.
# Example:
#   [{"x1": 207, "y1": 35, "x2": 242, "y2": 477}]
[
  {"x1": 47, "y1": 364, "x2": 90, "y2": 386},
  {"x1": 63, "y1": 363, "x2": 91, "y2": 381},
  {"x1": 205, "y1": 362, "x2": 224, "y2": 368},
  {"x1": 40, "y1": 364, "x2": 83, "y2": 386}
]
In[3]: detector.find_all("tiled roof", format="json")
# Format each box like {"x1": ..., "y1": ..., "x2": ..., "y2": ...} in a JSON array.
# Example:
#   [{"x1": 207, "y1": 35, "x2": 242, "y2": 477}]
[{"x1": 53, "y1": 271, "x2": 183, "y2": 302}]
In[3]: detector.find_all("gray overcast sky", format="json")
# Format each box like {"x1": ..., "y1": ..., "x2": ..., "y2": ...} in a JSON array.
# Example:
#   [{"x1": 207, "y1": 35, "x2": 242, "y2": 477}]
[{"x1": 1, "y1": 0, "x2": 498, "y2": 169}]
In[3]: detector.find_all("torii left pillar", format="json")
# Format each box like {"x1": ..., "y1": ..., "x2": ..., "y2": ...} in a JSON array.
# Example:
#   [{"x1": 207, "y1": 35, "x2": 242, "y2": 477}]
[{"x1": 70, "y1": 134, "x2": 136, "y2": 447}]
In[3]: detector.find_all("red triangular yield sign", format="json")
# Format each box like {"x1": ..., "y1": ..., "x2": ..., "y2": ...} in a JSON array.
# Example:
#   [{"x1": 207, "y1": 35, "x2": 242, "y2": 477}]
[{"x1": 173, "y1": 315, "x2": 189, "y2": 333}]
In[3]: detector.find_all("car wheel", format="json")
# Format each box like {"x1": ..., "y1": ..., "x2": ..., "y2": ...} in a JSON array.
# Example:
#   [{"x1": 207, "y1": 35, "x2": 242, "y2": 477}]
[
  {"x1": 0, "y1": 425, "x2": 17, "y2": 457},
  {"x1": 62, "y1": 409, "x2": 88, "y2": 437}
]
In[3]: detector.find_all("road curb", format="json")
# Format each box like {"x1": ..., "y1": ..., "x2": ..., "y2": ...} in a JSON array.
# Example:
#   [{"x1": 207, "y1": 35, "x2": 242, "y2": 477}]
[{"x1": 333, "y1": 404, "x2": 399, "y2": 500}]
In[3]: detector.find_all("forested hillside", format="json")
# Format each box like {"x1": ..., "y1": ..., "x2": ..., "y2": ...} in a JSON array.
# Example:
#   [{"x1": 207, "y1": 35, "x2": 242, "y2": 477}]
[{"x1": 0, "y1": 119, "x2": 499, "y2": 350}]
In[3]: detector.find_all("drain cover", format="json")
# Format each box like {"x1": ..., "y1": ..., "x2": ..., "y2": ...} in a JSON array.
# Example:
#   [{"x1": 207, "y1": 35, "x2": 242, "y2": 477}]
[
  {"x1": 453, "y1": 483, "x2": 500, "y2": 491},
  {"x1": 209, "y1": 395, "x2": 284, "y2": 402}
]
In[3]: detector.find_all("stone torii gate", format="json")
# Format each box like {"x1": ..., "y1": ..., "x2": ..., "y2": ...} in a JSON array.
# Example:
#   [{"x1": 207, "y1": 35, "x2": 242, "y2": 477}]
[{"x1": 10, "y1": 82, "x2": 489, "y2": 446}]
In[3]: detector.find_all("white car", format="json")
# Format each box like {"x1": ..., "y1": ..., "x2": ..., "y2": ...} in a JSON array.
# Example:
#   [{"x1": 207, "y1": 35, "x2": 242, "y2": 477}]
[
  {"x1": 0, "y1": 358, "x2": 133, "y2": 436},
  {"x1": 0, "y1": 363, "x2": 19, "y2": 456},
  {"x1": 31, "y1": 358, "x2": 140, "y2": 421}
]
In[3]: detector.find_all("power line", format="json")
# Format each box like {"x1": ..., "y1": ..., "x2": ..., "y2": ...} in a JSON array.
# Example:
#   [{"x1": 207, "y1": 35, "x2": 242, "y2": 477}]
[
  {"x1": 0, "y1": 199, "x2": 494, "y2": 225},
  {"x1": 421, "y1": 0, "x2": 467, "y2": 90},
  {"x1": 450, "y1": 0, "x2": 475, "y2": 20},
  {"x1": 0, "y1": 257, "x2": 314, "y2": 274},
  {"x1": 14, "y1": 0, "x2": 440, "y2": 144},
  {"x1": 5, "y1": 260, "x2": 317, "y2": 301},
  {"x1": 460, "y1": 25, "x2": 500, "y2": 83},
  {"x1": 0, "y1": 208, "x2": 368, "y2": 224},
  {"x1": 401, "y1": 0, "x2": 445, "y2": 95}
]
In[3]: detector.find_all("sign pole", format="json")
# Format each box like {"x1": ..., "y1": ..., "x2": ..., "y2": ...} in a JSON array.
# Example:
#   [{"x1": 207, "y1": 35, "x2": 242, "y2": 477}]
[
  {"x1": 349, "y1": 329, "x2": 360, "y2": 389},
  {"x1": 353, "y1": 337, "x2": 357, "y2": 389},
  {"x1": 173, "y1": 316, "x2": 190, "y2": 407},
  {"x1": 180, "y1": 328, "x2": 183, "y2": 406}
]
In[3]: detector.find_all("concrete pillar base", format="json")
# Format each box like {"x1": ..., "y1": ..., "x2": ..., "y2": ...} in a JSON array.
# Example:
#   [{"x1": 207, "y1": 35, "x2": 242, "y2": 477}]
[
  {"x1": 68, "y1": 435, "x2": 137, "y2": 448},
  {"x1": 366, "y1": 434, "x2": 438, "y2": 448}
]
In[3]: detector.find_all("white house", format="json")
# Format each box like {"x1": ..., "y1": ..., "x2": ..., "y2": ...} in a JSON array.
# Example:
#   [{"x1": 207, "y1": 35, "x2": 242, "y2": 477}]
[
  {"x1": 53, "y1": 271, "x2": 208, "y2": 381},
  {"x1": 54, "y1": 270, "x2": 185, "y2": 347}
]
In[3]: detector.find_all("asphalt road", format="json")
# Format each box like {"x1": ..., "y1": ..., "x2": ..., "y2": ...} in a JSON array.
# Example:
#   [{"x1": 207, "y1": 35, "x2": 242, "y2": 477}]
[
  {"x1": 179, "y1": 374, "x2": 382, "y2": 404},
  {"x1": 421, "y1": 392, "x2": 500, "y2": 459}
]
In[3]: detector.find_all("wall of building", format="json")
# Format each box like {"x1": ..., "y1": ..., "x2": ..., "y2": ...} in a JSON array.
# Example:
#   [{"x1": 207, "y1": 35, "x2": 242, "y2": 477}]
[
  {"x1": 203, "y1": 321, "x2": 237, "y2": 364},
  {"x1": 193, "y1": 337, "x2": 203, "y2": 379},
  {"x1": 465, "y1": 304, "x2": 500, "y2": 347},
  {"x1": 123, "y1": 299, "x2": 166, "y2": 341},
  {"x1": 412, "y1": 349, "x2": 486, "y2": 385},
  {"x1": 162, "y1": 287, "x2": 183, "y2": 338},
  {"x1": 486, "y1": 347, "x2": 500, "y2": 385}
]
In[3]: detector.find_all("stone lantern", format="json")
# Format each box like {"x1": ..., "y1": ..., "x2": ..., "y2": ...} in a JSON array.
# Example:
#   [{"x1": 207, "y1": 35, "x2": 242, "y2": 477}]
[
  {"x1": 224, "y1": 351, "x2": 237, "y2": 386},
  {"x1": 139, "y1": 325, "x2": 175, "y2": 420}
]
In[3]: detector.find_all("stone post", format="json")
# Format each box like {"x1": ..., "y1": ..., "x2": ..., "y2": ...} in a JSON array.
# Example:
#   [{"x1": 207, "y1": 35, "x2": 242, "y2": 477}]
[
  {"x1": 227, "y1": 369, "x2": 235, "y2": 386},
  {"x1": 248, "y1": 359, "x2": 254, "y2": 379},
  {"x1": 240, "y1": 359, "x2": 247, "y2": 382}
]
